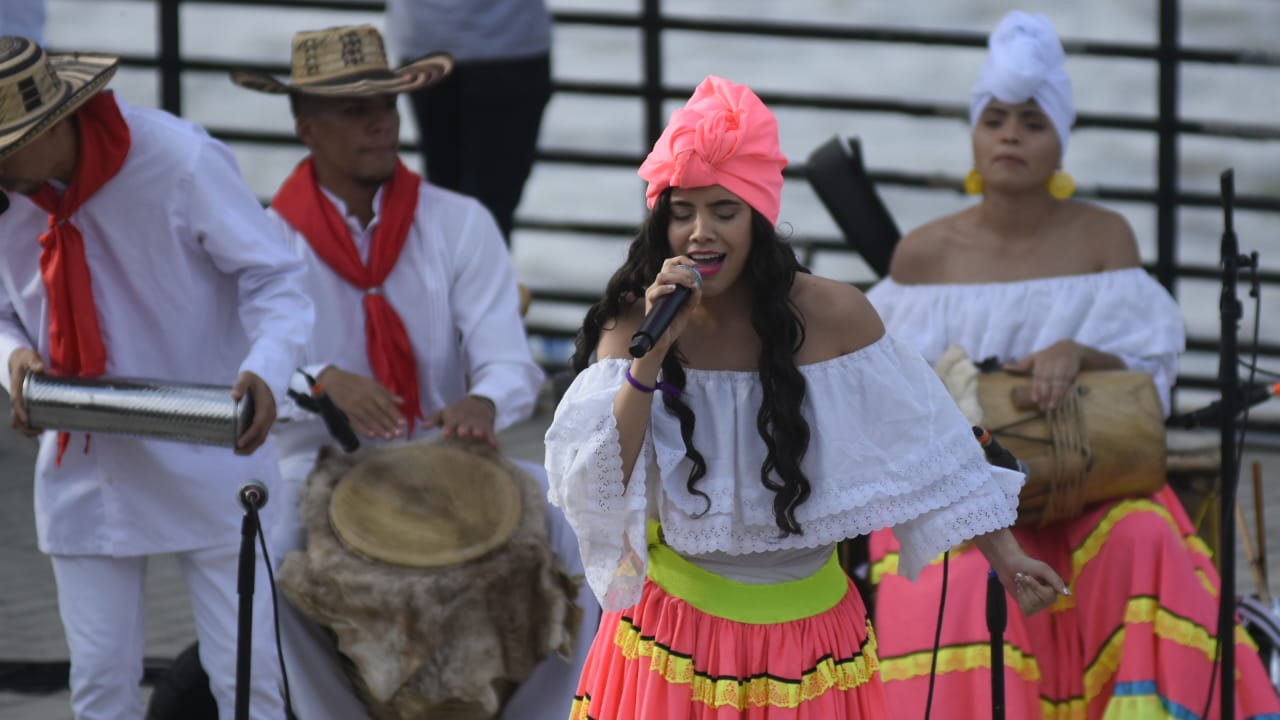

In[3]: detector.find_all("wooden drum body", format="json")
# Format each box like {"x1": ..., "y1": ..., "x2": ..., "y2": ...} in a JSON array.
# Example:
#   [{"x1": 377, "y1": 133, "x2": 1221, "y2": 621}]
[{"x1": 977, "y1": 371, "x2": 1168, "y2": 526}]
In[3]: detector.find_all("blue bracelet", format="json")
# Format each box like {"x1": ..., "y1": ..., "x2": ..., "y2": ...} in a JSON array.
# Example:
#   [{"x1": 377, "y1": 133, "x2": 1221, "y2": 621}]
[{"x1": 626, "y1": 366, "x2": 681, "y2": 398}]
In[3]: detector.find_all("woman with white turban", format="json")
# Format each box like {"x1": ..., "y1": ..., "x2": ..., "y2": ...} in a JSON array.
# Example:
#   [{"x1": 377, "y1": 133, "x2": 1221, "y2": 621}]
[{"x1": 865, "y1": 11, "x2": 1280, "y2": 720}]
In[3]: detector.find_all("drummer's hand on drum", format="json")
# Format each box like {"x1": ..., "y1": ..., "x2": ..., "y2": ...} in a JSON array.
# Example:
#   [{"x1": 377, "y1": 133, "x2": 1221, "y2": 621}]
[
  {"x1": 317, "y1": 366, "x2": 406, "y2": 440},
  {"x1": 8, "y1": 347, "x2": 44, "y2": 438},
  {"x1": 423, "y1": 395, "x2": 497, "y2": 448},
  {"x1": 232, "y1": 371, "x2": 276, "y2": 455},
  {"x1": 1003, "y1": 340, "x2": 1084, "y2": 412}
]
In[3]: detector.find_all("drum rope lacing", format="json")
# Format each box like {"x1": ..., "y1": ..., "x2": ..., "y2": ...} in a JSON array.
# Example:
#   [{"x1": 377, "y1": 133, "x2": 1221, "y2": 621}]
[{"x1": 988, "y1": 382, "x2": 1093, "y2": 525}]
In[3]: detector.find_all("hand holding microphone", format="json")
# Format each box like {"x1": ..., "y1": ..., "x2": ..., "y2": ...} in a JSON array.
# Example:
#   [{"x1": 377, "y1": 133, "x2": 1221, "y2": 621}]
[{"x1": 630, "y1": 260, "x2": 702, "y2": 358}]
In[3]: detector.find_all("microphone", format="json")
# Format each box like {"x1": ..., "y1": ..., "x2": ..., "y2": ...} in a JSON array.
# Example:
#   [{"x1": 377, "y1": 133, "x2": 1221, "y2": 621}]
[
  {"x1": 291, "y1": 369, "x2": 361, "y2": 452},
  {"x1": 0, "y1": 192, "x2": 9, "y2": 215},
  {"x1": 237, "y1": 480, "x2": 268, "y2": 511},
  {"x1": 1166, "y1": 382, "x2": 1280, "y2": 429},
  {"x1": 973, "y1": 426, "x2": 1028, "y2": 476},
  {"x1": 314, "y1": 391, "x2": 361, "y2": 452},
  {"x1": 629, "y1": 265, "x2": 702, "y2": 358}
]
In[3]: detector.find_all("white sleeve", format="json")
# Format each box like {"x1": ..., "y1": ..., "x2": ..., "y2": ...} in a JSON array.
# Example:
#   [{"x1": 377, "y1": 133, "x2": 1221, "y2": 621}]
[
  {"x1": 444, "y1": 199, "x2": 544, "y2": 431},
  {"x1": 184, "y1": 140, "x2": 316, "y2": 404},
  {"x1": 0, "y1": 289, "x2": 34, "y2": 395},
  {"x1": 544, "y1": 361, "x2": 650, "y2": 611},
  {"x1": 870, "y1": 337, "x2": 1025, "y2": 580}
]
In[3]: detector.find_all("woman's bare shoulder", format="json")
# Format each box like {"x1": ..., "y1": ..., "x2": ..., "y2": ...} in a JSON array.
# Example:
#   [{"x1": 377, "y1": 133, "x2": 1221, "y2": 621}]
[
  {"x1": 888, "y1": 211, "x2": 969, "y2": 283},
  {"x1": 1066, "y1": 201, "x2": 1141, "y2": 270},
  {"x1": 793, "y1": 274, "x2": 885, "y2": 362}
]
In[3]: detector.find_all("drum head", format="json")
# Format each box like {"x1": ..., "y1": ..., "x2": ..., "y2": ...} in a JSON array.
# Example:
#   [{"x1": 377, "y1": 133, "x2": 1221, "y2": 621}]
[{"x1": 328, "y1": 442, "x2": 523, "y2": 568}]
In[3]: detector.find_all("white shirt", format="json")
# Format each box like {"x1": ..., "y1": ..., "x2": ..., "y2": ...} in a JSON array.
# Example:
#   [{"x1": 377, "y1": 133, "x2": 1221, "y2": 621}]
[
  {"x1": 385, "y1": 0, "x2": 552, "y2": 63},
  {"x1": 545, "y1": 335, "x2": 1024, "y2": 611},
  {"x1": 0, "y1": 97, "x2": 315, "y2": 556},
  {"x1": 267, "y1": 178, "x2": 545, "y2": 464},
  {"x1": 866, "y1": 268, "x2": 1186, "y2": 415}
]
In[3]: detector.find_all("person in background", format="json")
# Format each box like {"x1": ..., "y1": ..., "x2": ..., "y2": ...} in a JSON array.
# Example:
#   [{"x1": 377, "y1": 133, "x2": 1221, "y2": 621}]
[
  {"x1": 231, "y1": 24, "x2": 597, "y2": 720},
  {"x1": 0, "y1": 0, "x2": 45, "y2": 44},
  {"x1": 385, "y1": 0, "x2": 553, "y2": 243},
  {"x1": 865, "y1": 11, "x2": 1280, "y2": 719},
  {"x1": 544, "y1": 73, "x2": 1066, "y2": 719},
  {"x1": 0, "y1": 36, "x2": 313, "y2": 720}
]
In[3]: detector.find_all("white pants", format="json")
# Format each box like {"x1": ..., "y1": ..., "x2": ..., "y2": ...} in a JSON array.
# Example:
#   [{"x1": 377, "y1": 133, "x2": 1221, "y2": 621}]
[
  {"x1": 270, "y1": 452, "x2": 599, "y2": 720},
  {"x1": 50, "y1": 544, "x2": 285, "y2": 720}
]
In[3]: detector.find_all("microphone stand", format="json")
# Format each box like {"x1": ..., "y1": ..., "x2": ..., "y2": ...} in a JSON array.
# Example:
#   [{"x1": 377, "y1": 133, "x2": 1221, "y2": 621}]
[
  {"x1": 973, "y1": 428, "x2": 1018, "y2": 720},
  {"x1": 1216, "y1": 169, "x2": 1257, "y2": 720},
  {"x1": 235, "y1": 481, "x2": 268, "y2": 720},
  {"x1": 987, "y1": 569, "x2": 1007, "y2": 720}
]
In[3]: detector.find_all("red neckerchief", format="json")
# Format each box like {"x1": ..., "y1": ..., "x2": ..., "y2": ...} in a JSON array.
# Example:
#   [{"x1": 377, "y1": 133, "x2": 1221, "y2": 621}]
[
  {"x1": 271, "y1": 158, "x2": 424, "y2": 431},
  {"x1": 30, "y1": 91, "x2": 132, "y2": 465}
]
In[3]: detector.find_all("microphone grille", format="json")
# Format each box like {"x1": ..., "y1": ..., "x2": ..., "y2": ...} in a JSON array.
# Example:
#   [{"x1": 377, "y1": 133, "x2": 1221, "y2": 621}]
[{"x1": 677, "y1": 264, "x2": 703, "y2": 288}]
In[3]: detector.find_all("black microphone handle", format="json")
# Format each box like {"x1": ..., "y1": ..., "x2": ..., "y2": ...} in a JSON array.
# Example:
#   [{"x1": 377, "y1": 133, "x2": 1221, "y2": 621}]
[
  {"x1": 1168, "y1": 382, "x2": 1276, "y2": 429},
  {"x1": 315, "y1": 393, "x2": 361, "y2": 452},
  {"x1": 629, "y1": 284, "x2": 695, "y2": 358},
  {"x1": 974, "y1": 426, "x2": 1027, "y2": 475}
]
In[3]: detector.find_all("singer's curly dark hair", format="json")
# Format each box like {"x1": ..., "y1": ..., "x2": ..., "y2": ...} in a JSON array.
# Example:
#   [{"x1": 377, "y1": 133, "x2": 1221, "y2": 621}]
[{"x1": 571, "y1": 188, "x2": 813, "y2": 536}]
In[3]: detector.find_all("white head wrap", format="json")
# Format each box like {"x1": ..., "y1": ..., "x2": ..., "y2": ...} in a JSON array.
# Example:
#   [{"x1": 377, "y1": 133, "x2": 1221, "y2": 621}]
[{"x1": 969, "y1": 11, "x2": 1075, "y2": 156}]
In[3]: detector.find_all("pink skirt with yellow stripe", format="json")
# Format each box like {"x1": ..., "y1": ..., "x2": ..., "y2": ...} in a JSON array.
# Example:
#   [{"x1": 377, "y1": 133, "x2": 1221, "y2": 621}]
[
  {"x1": 569, "y1": 524, "x2": 887, "y2": 719},
  {"x1": 869, "y1": 485, "x2": 1280, "y2": 719}
]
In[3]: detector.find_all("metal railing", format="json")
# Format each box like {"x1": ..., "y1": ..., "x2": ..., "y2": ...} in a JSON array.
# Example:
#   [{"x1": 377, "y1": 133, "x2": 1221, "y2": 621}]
[{"x1": 72, "y1": 0, "x2": 1280, "y2": 408}]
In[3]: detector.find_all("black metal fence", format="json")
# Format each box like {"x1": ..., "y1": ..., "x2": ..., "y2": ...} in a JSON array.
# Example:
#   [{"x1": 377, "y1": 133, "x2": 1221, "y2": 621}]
[{"x1": 67, "y1": 0, "x2": 1280, "y2": 419}]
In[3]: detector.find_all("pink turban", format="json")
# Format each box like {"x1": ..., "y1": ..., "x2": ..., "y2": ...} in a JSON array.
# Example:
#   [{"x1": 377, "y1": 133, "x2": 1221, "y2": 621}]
[{"x1": 638, "y1": 75, "x2": 788, "y2": 225}]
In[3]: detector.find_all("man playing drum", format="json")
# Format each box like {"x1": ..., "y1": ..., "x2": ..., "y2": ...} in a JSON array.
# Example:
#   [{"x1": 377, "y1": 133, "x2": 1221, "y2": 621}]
[
  {"x1": 231, "y1": 24, "x2": 597, "y2": 720},
  {"x1": 865, "y1": 11, "x2": 1280, "y2": 719}
]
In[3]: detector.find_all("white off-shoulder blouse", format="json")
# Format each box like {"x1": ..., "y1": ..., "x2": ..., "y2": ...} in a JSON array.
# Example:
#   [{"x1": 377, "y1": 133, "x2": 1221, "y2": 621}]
[
  {"x1": 545, "y1": 334, "x2": 1024, "y2": 611},
  {"x1": 866, "y1": 268, "x2": 1186, "y2": 414}
]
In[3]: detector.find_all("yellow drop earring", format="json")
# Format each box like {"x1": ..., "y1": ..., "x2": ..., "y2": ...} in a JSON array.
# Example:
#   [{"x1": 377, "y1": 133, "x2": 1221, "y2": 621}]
[
  {"x1": 1048, "y1": 170, "x2": 1075, "y2": 200},
  {"x1": 964, "y1": 168, "x2": 984, "y2": 195}
]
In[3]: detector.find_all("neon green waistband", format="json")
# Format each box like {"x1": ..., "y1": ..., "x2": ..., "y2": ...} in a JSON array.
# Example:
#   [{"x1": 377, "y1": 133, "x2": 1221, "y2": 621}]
[{"x1": 645, "y1": 520, "x2": 848, "y2": 625}]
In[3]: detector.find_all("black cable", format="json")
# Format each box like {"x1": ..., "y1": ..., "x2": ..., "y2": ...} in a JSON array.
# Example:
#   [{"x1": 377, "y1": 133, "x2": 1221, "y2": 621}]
[
  {"x1": 253, "y1": 510, "x2": 295, "y2": 719},
  {"x1": 923, "y1": 550, "x2": 950, "y2": 720},
  {"x1": 1237, "y1": 359, "x2": 1280, "y2": 381},
  {"x1": 1201, "y1": 269, "x2": 1262, "y2": 720}
]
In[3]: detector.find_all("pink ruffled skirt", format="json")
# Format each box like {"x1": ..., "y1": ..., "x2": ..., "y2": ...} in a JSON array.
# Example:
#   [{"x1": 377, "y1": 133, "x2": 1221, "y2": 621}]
[
  {"x1": 569, "y1": 524, "x2": 888, "y2": 719},
  {"x1": 869, "y1": 486, "x2": 1280, "y2": 719}
]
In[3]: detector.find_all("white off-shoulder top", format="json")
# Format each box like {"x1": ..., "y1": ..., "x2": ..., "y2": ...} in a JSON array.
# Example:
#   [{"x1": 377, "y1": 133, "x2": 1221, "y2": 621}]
[
  {"x1": 545, "y1": 334, "x2": 1024, "y2": 611},
  {"x1": 866, "y1": 268, "x2": 1186, "y2": 414}
]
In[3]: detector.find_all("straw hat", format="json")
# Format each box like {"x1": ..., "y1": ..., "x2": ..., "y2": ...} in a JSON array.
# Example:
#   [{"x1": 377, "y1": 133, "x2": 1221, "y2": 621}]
[
  {"x1": 328, "y1": 442, "x2": 525, "y2": 568},
  {"x1": 231, "y1": 25, "x2": 451, "y2": 97},
  {"x1": 0, "y1": 36, "x2": 118, "y2": 160}
]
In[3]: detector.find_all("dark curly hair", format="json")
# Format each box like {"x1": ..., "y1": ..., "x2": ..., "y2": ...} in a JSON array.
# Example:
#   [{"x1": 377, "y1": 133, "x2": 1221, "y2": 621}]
[{"x1": 571, "y1": 188, "x2": 814, "y2": 536}]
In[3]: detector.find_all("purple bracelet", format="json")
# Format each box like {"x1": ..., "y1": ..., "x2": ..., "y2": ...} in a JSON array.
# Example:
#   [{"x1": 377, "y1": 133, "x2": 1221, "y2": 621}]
[{"x1": 625, "y1": 366, "x2": 681, "y2": 398}]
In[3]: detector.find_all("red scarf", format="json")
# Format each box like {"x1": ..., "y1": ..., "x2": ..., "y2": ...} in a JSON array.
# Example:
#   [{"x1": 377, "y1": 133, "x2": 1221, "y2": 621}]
[
  {"x1": 30, "y1": 91, "x2": 132, "y2": 464},
  {"x1": 271, "y1": 158, "x2": 424, "y2": 431}
]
